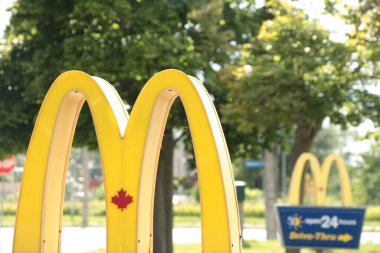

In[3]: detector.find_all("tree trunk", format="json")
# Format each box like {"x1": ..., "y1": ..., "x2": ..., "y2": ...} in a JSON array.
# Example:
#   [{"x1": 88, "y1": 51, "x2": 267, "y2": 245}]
[
  {"x1": 153, "y1": 130, "x2": 175, "y2": 253},
  {"x1": 290, "y1": 120, "x2": 321, "y2": 169},
  {"x1": 263, "y1": 149, "x2": 278, "y2": 240},
  {"x1": 286, "y1": 121, "x2": 321, "y2": 253}
]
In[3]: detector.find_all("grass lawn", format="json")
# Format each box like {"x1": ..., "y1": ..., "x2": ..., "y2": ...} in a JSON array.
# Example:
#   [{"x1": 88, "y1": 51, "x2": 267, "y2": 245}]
[{"x1": 84, "y1": 240, "x2": 380, "y2": 253}]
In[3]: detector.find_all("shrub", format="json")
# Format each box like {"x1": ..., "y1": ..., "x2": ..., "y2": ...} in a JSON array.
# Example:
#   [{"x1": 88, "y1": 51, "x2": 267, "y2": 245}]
[
  {"x1": 365, "y1": 205, "x2": 380, "y2": 221},
  {"x1": 174, "y1": 204, "x2": 200, "y2": 216},
  {"x1": 243, "y1": 203, "x2": 265, "y2": 217},
  {"x1": 3, "y1": 203, "x2": 17, "y2": 215},
  {"x1": 245, "y1": 188, "x2": 263, "y2": 202}
]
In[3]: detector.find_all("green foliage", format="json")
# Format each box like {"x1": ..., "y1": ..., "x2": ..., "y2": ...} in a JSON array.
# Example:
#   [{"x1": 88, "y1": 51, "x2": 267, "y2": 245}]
[
  {"x1": 355, "y1": 145, "x2": 380, "y2": 204},
  {"x1": 2, "y1": 202, "x2": 17, "y2": 215},
  {"x1": 245, "y1": 188, "x2": 263, "y2": 202},
  {"x1": 62, "y1": 202, "x2": 81, "y2": 216},
  {"x1": 0, "y1": 0, "x2": 238, "y2": 154},
  {"x1": 89, "y1": 200, "x2": 107, "y2": 216},
  {"x1": 174, "y1": 204, "x2": 201, "y2": 217},
  {"x1": 191, "y1": 184, "x2": 200, "y2": 202},
  {"x1": 366, "y1": 206, "x2": 380, "y2": 222},
  {"x1": 91, "y1": 183, "x2": 105, "y2": 200},
  {"x1": 244, "y1": 203, "x2": 264, "y2": 217},
  {"x1": 232, "y1": 158, "x2": 264, "y2": 188},
  {"x1": 62, "y1": 200, "x2": 106, "y2": 216},
  {"x1": 173, "y1": 201, "x2": 265, "y2": 217}
]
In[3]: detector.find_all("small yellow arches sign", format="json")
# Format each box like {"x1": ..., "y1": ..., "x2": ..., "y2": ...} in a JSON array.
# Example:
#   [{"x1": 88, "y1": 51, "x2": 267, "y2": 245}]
[
  {"x1": 289, "y1": 153, "x2": 353, "y2": 206},
  {"x1": 13, "y1": 70, "x2": 241, "y2": 253},
  {"x1": 278, "y1": 154, "x2": 363, "y2": 250}
]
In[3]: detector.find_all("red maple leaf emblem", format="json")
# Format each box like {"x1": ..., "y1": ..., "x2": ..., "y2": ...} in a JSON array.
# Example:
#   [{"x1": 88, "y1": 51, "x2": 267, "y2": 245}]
[{"x1": 111, "y1": 189, "x2": 133, "y2": 211}]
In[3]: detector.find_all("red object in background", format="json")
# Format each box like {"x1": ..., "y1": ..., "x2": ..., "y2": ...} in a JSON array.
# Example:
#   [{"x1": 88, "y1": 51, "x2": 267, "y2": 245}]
[
  {"x1": 0, "y1": 156, "x2": 16, "y2": 175},
  {"x1": 90, "y1": 178, "x2": 103, "y2": 188}
]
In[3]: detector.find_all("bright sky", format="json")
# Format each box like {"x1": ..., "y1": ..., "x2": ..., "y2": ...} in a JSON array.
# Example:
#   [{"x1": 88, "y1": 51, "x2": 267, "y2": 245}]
[
  {"x1": 292, "y1": 0, "x2": 356, "y2": 43},
  {"x1": 0, "y1": 0, "x2": 13, "y2": 39}
]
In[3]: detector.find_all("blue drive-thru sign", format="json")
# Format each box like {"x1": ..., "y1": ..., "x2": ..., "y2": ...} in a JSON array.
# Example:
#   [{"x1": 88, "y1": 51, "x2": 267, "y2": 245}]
[
  {"x1": 277, "y1": 206, "x2": 365, "y2": 249},
  {"x1": 244, "y1": 160, "x2": 264, "y2": 169}
]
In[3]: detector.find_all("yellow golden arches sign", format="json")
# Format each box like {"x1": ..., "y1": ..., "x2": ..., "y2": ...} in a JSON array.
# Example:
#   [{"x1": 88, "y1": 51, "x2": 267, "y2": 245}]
[
  {"x1": 13, "y1": 70, "x2": 241, "y2": 253},
  {"x1": 288, "y1": 152, "x2": 353, "y2": 206}
]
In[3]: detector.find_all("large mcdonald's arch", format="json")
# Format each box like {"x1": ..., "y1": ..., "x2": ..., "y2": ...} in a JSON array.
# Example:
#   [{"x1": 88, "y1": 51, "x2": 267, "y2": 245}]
[
  {"x1": 288, "y1": 152, "x2": 353, "y2": 206},
  {"x1": 13, "y1": 70, "x2": 241, "y2": 252}
]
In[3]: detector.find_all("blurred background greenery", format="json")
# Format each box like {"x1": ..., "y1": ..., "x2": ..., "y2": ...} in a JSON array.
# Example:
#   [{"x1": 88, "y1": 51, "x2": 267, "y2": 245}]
[{"x1": 0, "y1": 0, "x2": 379, "y2": 252}]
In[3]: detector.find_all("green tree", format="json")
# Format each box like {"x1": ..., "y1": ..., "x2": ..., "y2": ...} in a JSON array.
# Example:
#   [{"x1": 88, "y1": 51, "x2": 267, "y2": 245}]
[
  {"x1": 356, "y1": 145, "x2": 380, "y2": 204},
  {"x1": 0, "y1": 0, "x2": 74, "y2": 156},
  {"x1": 222, "y1": 0, "x2": 380, "y2": 168}
]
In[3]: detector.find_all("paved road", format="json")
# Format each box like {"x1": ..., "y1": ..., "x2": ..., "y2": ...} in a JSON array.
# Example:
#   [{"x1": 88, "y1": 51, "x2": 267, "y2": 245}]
[{"x1": 1, "y1": 227, "x2": 379, "y2": 253}]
